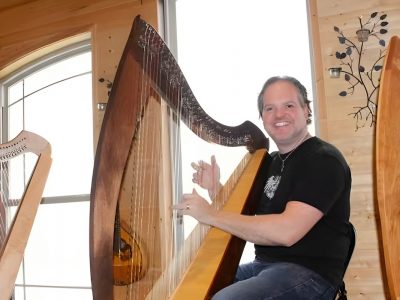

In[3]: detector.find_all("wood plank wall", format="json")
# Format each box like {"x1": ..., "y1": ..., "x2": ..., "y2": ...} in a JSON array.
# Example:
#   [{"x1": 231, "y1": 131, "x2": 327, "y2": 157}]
[
  {"x1": 0, "y1": 0, "x2": 160, "y2": 148},
  {"x1": 309, "y1": 0, "x2": 400, "y2": 298}
]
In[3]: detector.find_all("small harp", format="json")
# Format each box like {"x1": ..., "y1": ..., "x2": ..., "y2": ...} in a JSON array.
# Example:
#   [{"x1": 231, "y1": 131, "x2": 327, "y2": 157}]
[
  {"x1": 90, "y1": 15, "x2": 270, "y2": 300},
  {"x1": 375, "y1": 35, "x2": 400, "y2": 300},
  {"x1": 0, "y1": 130, "x2": 52, "y2": 300}
]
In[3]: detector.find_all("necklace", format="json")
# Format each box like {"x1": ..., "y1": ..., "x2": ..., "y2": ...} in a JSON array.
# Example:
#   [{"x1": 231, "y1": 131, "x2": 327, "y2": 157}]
[
  {"x1": 278, "y1": 149, "x2": 296, "y2": 172},
  {"x1": 277, "y1": 132, "x2": 310, "y2": 172}
]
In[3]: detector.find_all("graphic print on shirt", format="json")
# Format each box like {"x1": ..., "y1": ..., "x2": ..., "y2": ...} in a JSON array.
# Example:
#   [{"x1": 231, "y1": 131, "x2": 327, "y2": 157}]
[{"x1": 264, "y1": 175, "x2": 281, "y2": 200}]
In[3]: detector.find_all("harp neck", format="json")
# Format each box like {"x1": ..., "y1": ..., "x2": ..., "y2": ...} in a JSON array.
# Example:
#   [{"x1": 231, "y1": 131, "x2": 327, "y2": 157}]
[
  {"x1": 129, "y1": 16, "x2": 269, "y2": 152},
  {"x1": 0, "y1": 130, "x2": 51, "y2": 159}
]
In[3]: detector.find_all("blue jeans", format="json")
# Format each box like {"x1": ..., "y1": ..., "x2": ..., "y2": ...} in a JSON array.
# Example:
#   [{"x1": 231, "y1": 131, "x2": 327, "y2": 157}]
[{"x1": 212, "y1": 260, "x2": 336, "y2": 300}]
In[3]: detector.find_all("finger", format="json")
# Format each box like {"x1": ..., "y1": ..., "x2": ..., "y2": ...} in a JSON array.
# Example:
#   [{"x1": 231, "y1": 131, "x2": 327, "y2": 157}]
[
  {"x1": 183, "y1": 193, "x2": 197, "y2": 200},
  {"x1": 211, "y1": 155, "x2": 216, "y2": 168},
  {"x1": 193, "y1": 171, "x2": 201, "y2": 182},
  {"x1": 172, "y1": 204, "x2": 184, "y2": 210},
  {"x1": 198, "y1": 160, "x2": 205, "y2": 170},
  {"x1": 191, "y1": 162, "x2": 200, "y2": 171},
  {"x1": 172, "y1": 199, "x2": 191, "y2": 210},
  {"x1": 173, "y1": 204, "x2": 190, "y2": 210}
]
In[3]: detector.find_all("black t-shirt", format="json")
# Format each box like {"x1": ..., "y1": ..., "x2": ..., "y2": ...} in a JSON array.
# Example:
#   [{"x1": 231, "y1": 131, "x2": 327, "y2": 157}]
[{"x1": 254, "y1": 137, "x2": 352, "y2": 286}]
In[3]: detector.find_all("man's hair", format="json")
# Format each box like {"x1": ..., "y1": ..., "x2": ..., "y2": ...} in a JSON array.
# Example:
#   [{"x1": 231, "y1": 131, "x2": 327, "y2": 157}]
[{"x1": 257, "y1": 76, "x2": 313, "y2": 124}]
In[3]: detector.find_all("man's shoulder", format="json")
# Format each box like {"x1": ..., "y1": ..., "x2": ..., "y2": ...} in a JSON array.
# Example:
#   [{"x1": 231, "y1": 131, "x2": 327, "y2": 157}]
[
  {"x1": 304, "y1": 137, "x2": 350, "y2": 173},
  {"x1": 307, "y1": 137, "x2": 344, "y2": 158}
]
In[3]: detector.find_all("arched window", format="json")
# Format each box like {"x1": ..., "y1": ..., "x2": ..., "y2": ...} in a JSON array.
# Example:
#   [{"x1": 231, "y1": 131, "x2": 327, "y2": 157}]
[{"x1": 0, "y1": 40, "x2": 93, "y2": 299}]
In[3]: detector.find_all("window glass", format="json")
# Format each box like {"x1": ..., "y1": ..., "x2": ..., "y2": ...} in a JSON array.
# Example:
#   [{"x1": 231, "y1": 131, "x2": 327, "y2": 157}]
[
  {"x1": 6, "y1": 51, "x2": 93, "y2": 197},
  {"x1": 23, "y1": 71, "x2": 93, "y2": 196},
  {"x1": 8, "y1": 100, "x2": 24, "y2": 139},
  {"x1": 24, "y1": 52, "x2": 92, "y2": 96},
  {"x1": 8, "y1": 81, "x2": 23, "y2": 106},
  {"x1": 18, "y1": 201, "x2": 91, "y2": 287},
  {"x1": 14, "y1": 286, "x2": 92, "y2": 300}
]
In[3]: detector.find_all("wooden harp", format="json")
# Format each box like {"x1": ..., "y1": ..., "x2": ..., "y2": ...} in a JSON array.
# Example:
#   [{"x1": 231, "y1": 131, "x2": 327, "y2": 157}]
[
  {"x1": 375, "y1": 35, "x2": 400, "y2": 300},
  {"x1": 90, "y1": 15, "x2": 270, "y2": 300},
  {"x1": 0, "y1": 130, "x2": 52, "y2": 300}
]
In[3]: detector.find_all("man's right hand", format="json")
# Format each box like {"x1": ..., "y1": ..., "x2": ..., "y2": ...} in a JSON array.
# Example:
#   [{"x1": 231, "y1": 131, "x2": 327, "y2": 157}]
[{"x1": 191, "y1": 155, "x2": 221, "y2": 199}]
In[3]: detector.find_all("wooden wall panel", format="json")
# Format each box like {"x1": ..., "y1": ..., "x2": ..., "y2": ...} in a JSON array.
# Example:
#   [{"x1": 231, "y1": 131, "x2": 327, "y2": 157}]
[{"x1": 309, "y1": 0, "x2": 400, "y2": 298}]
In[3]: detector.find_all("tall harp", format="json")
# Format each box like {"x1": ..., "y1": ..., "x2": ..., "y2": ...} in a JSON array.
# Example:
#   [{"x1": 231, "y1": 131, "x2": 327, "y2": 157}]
[
  {"x1": 90, "y1": 15, "x2": 270, "y2": 300},
  {"x1": 375, "y1": 35, "x2": 400, "y2": 300},
  {"x1": 0, "y1": 130, "x2": 52, "y2": 300}
]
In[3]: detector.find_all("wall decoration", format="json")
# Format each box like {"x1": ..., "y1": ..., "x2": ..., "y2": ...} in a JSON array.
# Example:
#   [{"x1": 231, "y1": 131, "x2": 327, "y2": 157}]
[{"x1": 332, "y1": 12, "x2": 389, "y2": 130}]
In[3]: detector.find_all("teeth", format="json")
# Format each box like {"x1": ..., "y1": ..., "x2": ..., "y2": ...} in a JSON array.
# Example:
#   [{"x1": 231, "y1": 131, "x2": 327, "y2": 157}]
[{"x1": 275, "y1": 122, "x2": 288, "y2": 127}]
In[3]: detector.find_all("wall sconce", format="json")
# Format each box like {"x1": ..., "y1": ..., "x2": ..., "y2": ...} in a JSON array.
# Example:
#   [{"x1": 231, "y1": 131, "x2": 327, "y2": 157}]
[
  {"x1": 356, "y1": 28, "x2": 370, "y2": 42},
  {"x1": 332, "y1": 12, "x2": 388, "y2": 130},
  {"x1": 329, "y1": 67, "x2": 342, "y2": 78}
]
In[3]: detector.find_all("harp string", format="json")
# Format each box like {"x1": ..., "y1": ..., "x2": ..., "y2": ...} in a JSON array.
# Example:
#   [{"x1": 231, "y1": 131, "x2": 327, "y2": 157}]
[
  {"x1": 137, "y1": 26, "x2": 155, "y2": 296},
  {"x1": 117, "y1": 23, "x2": 171, "y2": 299},
  {"x1": 0, "y1": 152, "x2": 34, "y2": 249},
  {"x1": 137, "y1": 24, "x2": 180, "y2": 298},
  {"x1": 0, "y1": 161, "x2": 10, "y2": 247}
]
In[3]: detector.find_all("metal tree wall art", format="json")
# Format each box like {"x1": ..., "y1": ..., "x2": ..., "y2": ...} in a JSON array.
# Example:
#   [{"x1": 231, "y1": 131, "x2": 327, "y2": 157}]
[{"x1": 332, "y1": 12, "x2": 389, "y2": 130}]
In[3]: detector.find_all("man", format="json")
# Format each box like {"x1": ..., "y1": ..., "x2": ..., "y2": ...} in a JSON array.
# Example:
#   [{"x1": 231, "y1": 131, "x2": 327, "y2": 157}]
[{"x1": 173, "y1": 76, "x2": 352, "y2": 299}]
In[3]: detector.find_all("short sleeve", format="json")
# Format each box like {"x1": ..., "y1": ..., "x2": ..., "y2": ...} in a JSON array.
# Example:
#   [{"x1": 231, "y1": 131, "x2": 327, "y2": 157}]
[{"x1": 290, "y1": 154, "x2": 346, "y2": 214}]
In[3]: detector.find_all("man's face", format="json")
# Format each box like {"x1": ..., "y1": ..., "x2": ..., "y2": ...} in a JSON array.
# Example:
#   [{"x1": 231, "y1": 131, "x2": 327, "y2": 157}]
[{"x1": 261, "y1": 80, "x2": 309, "y2": 150}]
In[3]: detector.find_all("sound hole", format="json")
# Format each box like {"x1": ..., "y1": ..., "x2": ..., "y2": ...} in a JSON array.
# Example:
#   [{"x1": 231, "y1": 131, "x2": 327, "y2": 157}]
[{"x1": 113, "y1": 208, "x2": 147, "y2": 285}]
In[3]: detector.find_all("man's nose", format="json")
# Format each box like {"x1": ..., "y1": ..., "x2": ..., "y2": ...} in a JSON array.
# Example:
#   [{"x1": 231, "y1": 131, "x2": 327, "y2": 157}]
[{"x1": 274, "y1": 107, "x2": 285, "y2": 118}]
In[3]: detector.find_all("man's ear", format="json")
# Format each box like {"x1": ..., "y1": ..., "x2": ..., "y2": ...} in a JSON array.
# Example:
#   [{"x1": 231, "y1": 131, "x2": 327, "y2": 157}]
[{"x1": 303, "y1": 106, "x2": 309, "y2": 120}]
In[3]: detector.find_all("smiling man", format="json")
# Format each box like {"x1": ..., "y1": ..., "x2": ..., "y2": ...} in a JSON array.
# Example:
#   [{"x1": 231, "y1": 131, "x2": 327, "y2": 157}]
[{"x1": 174, "y1": 76, "x2": 352, "y2": 299}]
